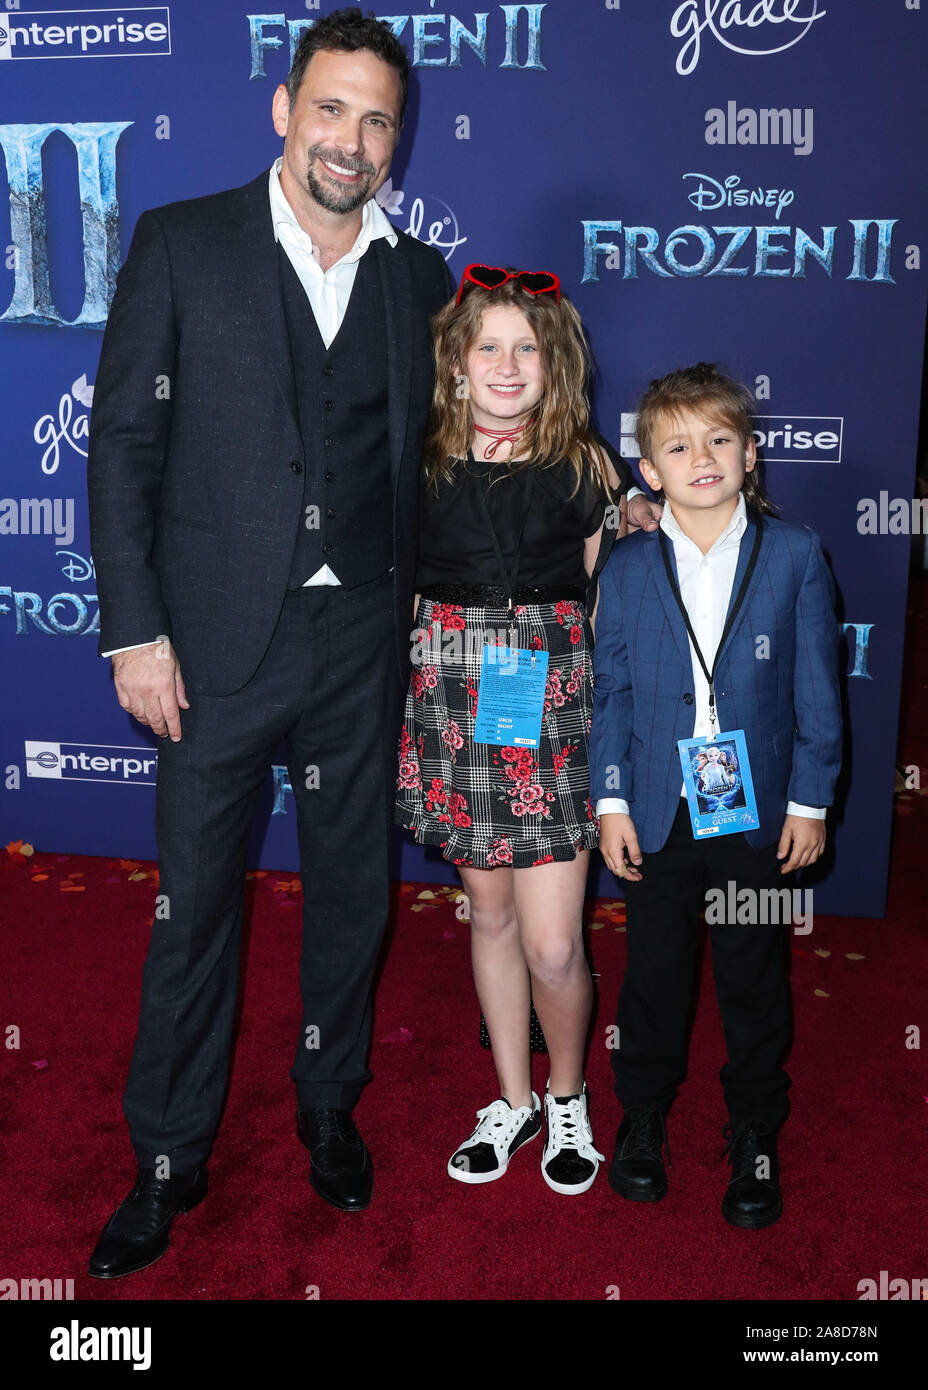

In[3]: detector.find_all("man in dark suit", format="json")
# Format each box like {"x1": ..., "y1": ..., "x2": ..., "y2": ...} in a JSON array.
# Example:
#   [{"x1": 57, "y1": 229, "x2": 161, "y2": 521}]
[{"x1": 86, "y1": 10, "x2": 454, "y2": 1278}]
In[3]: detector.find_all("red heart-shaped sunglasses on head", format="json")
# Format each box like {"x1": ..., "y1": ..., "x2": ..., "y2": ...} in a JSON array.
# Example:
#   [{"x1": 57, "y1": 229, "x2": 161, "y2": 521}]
[{"x1": 455, "y1": 263, "x2": 561, "y2": 307}]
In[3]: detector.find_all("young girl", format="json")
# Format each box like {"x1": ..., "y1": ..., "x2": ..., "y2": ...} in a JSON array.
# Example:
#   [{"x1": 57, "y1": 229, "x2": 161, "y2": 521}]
[{"x1": 395, "y1": 264, "x2": 658, "y2": 1194}]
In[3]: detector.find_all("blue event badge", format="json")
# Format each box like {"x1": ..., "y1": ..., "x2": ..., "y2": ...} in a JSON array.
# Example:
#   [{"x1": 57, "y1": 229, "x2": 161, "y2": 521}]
[
  {"x1": 473, "y1": 645, "x2": 549, "y2": 749},
  {"x1": 677, "y1": 729, "x2": 760, "y2": 839}
]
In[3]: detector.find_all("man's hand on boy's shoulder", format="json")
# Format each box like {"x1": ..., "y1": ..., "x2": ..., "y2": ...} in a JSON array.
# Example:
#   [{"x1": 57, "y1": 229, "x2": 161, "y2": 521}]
[
  {"x1": 599, "y1": 812, "x2": 644, "y2": 881},
  {"x1": 777, "y1": 813, "x2": 827, "y2": 874},
  {"x1": 626, "y1": 493, "x2": 662, "y2": 533}
]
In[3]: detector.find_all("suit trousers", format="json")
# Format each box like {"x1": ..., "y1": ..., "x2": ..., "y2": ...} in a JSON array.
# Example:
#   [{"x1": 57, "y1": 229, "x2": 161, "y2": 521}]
[
  {"x1": 614, "y1": 801, "x2": 792, "y2": 1129},
  {"x1": 122, "y1": 572, "x2": 399, "y2": 1171}
]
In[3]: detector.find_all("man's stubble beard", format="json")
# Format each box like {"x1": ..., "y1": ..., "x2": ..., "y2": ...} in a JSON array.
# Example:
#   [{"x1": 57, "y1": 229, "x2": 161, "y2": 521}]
[
  {"x1": 304, "y1": 144, "x2": 380, "y2": 215},
  {"x1": 306, "y1": 165, "x2": 374, "y2": 215}
]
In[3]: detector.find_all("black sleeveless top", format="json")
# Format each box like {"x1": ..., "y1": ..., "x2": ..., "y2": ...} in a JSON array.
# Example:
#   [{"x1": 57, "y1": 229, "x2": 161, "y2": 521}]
[{"x1": 415, "y1": 444, "x2": 629, "y2": 591}]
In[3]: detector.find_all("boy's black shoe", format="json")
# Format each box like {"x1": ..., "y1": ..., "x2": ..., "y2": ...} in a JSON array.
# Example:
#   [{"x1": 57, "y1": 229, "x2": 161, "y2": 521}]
[
  {"x1": 721, "y1": 1121, "x2": 782, "y2": 1229},
  {"x1": 608, "y1": 1106, "x2": 669, "y2": 1202}
]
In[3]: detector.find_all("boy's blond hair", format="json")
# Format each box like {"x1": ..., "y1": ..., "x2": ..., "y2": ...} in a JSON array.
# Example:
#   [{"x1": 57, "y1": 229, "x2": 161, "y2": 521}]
[{"x1": 636, "y1": 362, "x2": 777, "y2": 515}]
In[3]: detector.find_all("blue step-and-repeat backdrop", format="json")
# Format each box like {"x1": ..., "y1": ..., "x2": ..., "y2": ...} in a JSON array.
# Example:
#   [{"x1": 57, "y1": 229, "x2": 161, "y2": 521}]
[{"x1": 1, "y1": 1, "x2": 925, "y2": 917}]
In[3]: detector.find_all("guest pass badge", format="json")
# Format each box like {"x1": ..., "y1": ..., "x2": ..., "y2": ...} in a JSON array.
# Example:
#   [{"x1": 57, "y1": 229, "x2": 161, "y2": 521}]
[
  {"x1": 677, "y1": 729, "x2": 760, "y2": 838},
  {"x1": 474, "y1": 645, "x2": 549, "y2": 748}
]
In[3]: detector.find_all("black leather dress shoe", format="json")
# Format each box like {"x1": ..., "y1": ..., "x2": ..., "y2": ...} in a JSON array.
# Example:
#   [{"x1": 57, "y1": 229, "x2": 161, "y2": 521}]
[
  {"x1": 721, "y1": 1121, "x2": 782, "y2": 1229},
  {"x1": 88, "y1": 1166, "x2": 208, "y2": 1279},
  {"x1": 608, "y1": 1106, "x2": 670, "y2": 1202},
  {"x1": 297, "y1": 1107, "x2": 373, "y2": 1211}
]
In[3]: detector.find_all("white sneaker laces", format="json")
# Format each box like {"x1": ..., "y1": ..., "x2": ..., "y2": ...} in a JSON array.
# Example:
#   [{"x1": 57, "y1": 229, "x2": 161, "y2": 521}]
[
  {"x1": 544, "y1": 1092, "x2": 605, "y2": 1163},
  {"x1": 463, "y1": 1098, "x2": 535, "y2": 1159}
]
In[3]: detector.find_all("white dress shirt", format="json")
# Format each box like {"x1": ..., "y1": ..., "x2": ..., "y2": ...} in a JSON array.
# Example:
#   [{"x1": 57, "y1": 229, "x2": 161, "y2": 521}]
[
  {"x1": 102, "y1": 160, "x2": 398, "y2": 657},
  {"x1": 596, "y1": 493, "x2": 824, "y2": 822}
]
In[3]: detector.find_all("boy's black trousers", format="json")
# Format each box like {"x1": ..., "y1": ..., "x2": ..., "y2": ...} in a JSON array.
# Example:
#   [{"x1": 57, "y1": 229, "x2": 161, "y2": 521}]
[{"x1": 615, "y1": 801, "x2": 793, "y2": 1129}]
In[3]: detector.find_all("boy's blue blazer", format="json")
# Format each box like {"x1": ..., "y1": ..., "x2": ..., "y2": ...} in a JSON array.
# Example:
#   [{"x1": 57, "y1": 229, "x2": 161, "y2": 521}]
[{"x1": 589, "y1": 510, "x2": 843, "y2": 851}]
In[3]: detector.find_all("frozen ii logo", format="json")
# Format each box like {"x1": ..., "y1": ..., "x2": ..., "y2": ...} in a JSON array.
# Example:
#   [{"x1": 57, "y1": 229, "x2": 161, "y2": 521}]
[
  {"x1": 0, "y1": 122, "x2": 132, "y2": 329},
  {"x1": 671, "y1": 0, "x2": 827, "y2": 76},
  {"x1": 583, "y1": 171, "x2": 896, "y2": 284},
  {"x1": 247, "y1": 6, "x2": 546, "y2": 74}
]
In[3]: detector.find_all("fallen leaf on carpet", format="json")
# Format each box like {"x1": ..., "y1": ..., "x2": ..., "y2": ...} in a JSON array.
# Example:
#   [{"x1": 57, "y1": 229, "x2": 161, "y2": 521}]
[
  {"x1": 381, "y1": 1027, "x2": 414, "y2": 1043},
  {"x1": 814, "y1": 949, "x2": 831, "y2": 958},
  {"x1": 814, "y1": 989, "x2": 830, "y2": 997},
  {"x1": 846, "y1": 953, "x2": 865, "y2": 961}
]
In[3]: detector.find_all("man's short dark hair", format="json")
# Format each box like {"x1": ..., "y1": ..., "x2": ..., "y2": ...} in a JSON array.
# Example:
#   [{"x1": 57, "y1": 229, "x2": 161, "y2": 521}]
[{"x1": 286, "y1": 8, "x2": 410, "y2": 126}]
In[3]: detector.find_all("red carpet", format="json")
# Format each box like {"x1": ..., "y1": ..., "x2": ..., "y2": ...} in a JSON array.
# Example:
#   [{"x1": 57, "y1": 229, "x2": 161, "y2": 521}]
[{"x1": 2, "y1": 576, "x2": 926, "y2": 1302}]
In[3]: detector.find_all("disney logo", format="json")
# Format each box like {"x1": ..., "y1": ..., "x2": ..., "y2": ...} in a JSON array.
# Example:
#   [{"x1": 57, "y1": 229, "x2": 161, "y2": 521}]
[
  {"x1": 376, "y1": 180, "x2": 467, "y2": 262},
  {"x1": 684, "y1": 172, "x2": 795, "y2": 222},
  {"x1": 671, "y1": 0, "x2": 827, "y2": 76},
  {"x1": 34, "y1": 375, "x2": 94, "y2": 475},
  {"x1": 57, "y1": 551, "x2": 96, "y2": 583}
]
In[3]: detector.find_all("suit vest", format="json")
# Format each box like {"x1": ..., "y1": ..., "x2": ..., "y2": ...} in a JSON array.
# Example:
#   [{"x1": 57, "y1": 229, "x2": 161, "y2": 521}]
[{"x1": 278, "y1": 242, "x2": 393, "y2": 590}]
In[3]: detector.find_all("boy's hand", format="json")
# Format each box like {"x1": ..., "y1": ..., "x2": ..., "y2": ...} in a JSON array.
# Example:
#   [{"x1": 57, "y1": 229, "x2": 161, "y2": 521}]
[
  {"x1": 776, "y1": 814, "x2": 826, "y2": 874},
  {"x1": 626, "y1": 494, "x2": 662, "y2": 533},
  {"x1": 599, "y1": 812, "x2": 644, "y2": 882}
]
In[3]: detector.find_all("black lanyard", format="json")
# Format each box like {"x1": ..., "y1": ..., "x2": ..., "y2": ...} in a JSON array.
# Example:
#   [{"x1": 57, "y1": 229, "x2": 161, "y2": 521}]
[
  {"x1": 658, "y1": 514, "x2": 763, "y2": 736},
  {"x1": 472, "y1": 450, "x2": 535, "y2": 640}
]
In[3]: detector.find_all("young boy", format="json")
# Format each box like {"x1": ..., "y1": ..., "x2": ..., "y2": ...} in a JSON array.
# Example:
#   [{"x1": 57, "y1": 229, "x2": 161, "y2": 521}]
[{"x1": 589, "y1": 363, "x2": 843, "y2": 1228}]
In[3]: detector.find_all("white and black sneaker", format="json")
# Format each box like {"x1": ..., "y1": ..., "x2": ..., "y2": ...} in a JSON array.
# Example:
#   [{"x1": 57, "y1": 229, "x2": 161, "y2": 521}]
[
  {"x1": 542, "y1": 1083, "x2": 605, "y2": 1195},
  {"x1": 448, "y1": 1093, "x2": 542, "y2": 1184}
]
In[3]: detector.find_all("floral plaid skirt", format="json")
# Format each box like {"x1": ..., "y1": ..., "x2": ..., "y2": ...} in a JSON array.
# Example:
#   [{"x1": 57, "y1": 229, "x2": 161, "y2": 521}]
[{"x1": 395, "y1": 597, "x2": 600, "y2": 869}]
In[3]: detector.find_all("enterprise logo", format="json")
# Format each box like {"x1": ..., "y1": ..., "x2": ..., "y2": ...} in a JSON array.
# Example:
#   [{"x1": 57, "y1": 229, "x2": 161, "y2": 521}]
[
  {"x1": 618, "y1": 412, "x2": 843, "y2": 465},
  {"x1": 25, "y1": 741, "x2": 156, "y2": 785},
  {"x1": 751, "y1": 416, "x2": 843, "y2": 465},
  {"x1": 0, "y1": 9, "x2": 171, "y2": 61}
]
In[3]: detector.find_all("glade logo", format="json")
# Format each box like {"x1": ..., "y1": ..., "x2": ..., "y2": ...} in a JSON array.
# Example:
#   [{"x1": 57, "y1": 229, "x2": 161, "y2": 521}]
[
  {"x1": 34, "y1": 377, "x2": 93, "y2": 475},
  {"x1": 25, "y1": 741, "x2": 157, "y2": 784},
  {"x1": 671, "y1": 0, "x2": 827, "y2": 77},
  {"x1": 375, "y1": 180, "x2": 467, "y2": 262},
  {"x1": 0, "y1": 8, "x2": 171, "y2": 61}
]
